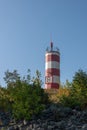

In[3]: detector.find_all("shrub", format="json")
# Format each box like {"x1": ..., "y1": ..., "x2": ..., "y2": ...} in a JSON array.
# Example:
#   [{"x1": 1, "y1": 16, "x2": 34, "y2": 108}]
[
  {"x1": 10, "y1": 81, "x2": 48, "y2": 120},
  {"x1": 59, "y1": 70, "x2": 87, "y2": 109}
]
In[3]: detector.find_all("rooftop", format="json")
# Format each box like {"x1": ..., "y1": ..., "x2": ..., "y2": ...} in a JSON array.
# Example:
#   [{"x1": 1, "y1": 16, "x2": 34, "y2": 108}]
[{"x1": 46, "y1": 42, "x2": 60, "y2": 53}]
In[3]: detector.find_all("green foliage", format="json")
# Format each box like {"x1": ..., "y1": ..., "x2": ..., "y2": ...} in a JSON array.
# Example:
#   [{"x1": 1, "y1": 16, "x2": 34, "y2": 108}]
[
  {"x1": 73, "y1": 69, "x2": 87, "y2": 89},
  {"x1": 1, "y1": 68, "x2": 87, "y2": 122},
  {"x1": 59, "y1": 94, "x2": 82, "y2": 108},
  {"x1": 1, "y1": 69, "x2": 49, "y2": 121},
  {"x1": 71, "y1": 69, "x2": 87, "y2": 108},
  {"x1": 59, "y1": 69, "x2": 87, "y2": 109},
  {"x1": 4, "y1": 69, "x2": 20, "y2": 88},
  {"x1": 32, "y1": 70, "x2": 43, "y2": 87},
  {"x1": 0, "y1": 87, "x2": 11, "y2": 111},
  {"x1": 10, "y1": 81, "x2": 47, "y2": 120}
]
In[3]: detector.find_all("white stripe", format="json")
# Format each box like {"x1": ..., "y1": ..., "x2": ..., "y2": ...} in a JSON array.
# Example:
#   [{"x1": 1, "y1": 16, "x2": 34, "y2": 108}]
[
  {"x1": 45, "y1": 61, "x2": 60, "y2": 69},
  {"x1": 45, "y1": 52, "x2": 59, "y2": 56},
  {"x1": 52, "y1": 76, "x2": 60, "y2": 84},
  {"x1": 45, "y1": 84, "x2": 48, "y2": 89}
]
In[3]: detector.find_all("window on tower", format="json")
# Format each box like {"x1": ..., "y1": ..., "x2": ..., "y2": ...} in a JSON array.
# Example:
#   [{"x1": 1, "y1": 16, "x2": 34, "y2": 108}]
[{"x1": 45, "y1": 76, "x2": 52, "y2": 83}]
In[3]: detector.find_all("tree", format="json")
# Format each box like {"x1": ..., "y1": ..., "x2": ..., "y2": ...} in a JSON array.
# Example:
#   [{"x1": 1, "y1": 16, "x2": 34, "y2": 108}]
[
  {"x1": 3, "y1": 69, "x2": 49, "y2": 120},
  {"x1": 32, "y1": 70, "x2": 43, "y2": 87},
  {"x1": 4, "y1": 70, "x2": 20, "y2": 88},
  {"x1": 71, "y1": 69, "x2": 87, "y2": 108},
  {"x1": 22, "y1": 69, "x2": 31, "y2": 84},
  {"x1": 59, "y1": 69, "x2": 87, "y2": 109},
  {"x1": 11, "y1": 81, "x2": 47, "y2": 120},
  {"x1": 72, "y1": 69, "x2": 87, "y2": 89},
  {"x1": 65, "y1": 80, "x2": 72, "y2": 88},
  {"x1": 0, "y1": 86, "x2": 12, "y2": 112},
  {"x1": 2, "y1": 69, "x2": 49, "y2": 121}
]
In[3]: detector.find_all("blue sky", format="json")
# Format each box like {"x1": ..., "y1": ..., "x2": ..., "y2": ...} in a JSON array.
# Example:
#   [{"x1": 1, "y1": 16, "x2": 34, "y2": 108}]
[{"x1": 0, "y1": 0, "x2": 87, "y2": 87}]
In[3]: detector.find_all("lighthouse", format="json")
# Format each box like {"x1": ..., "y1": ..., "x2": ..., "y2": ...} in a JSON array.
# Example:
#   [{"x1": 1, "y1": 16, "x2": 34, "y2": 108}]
[{"x1": 45, "y1": 42, "x2": 60, "y2": 89}]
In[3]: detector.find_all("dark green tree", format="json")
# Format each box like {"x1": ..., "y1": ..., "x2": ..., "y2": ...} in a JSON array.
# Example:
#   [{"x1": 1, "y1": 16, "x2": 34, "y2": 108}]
[
  {"x1": 22, "y1": 69, "x2": 31, "y2": 84},
  {"x1": 32, "y1": 70, "x2": 43, "y2": 87},
  {"x1": 3, "y1": 69, "x2": 49, "y2": 120},
  {"x1": 72, "y1": 69, "x2": 87, "y2": 89},
  {"x1": 59, "y1": 69, "x2": 87, "y2": 109},
  {"x1": 11, "y1": 81, "x2": 47, "y2": 120},
  {"x1": 71, "y1": 69, "x2": 87, "y2": 108},
  {"x1": 4, "y1": 69, "x2": 20, "y2": 88}
]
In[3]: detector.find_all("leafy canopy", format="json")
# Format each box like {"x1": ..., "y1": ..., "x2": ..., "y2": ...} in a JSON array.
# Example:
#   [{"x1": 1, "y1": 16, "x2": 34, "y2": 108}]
[{"x1": 0, "y1": 69, "x2": 49, "y2": 121}]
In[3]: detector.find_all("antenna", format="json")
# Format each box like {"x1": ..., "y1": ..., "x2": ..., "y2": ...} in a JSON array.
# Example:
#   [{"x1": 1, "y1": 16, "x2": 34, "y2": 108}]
[
  {"x1": 50, "y1": 33, "x2": 53, "y2": 51},
  {"x1": 50, "y1": 33, "x2": 52, "y2": 43},
  {"x1": 50, "y1": 42, "x2": 53, "y2": 51}
]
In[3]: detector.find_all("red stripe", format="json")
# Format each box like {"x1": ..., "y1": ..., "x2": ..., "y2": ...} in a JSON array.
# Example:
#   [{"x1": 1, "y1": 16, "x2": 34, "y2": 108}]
[
  {"x1": 46, "y1": 55, "x2": 60, "y2": 62},
  {"x1": 45, "y1": 83, "x2": 59, "y2": 89},
  {"x1": 45, "y1": 68, "x2": 60, "y2": 76}
]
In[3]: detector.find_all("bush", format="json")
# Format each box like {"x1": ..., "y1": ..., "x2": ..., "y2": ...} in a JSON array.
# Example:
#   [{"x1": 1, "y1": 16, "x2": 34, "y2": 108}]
[
  {"x1": 59, "y1": 70, "x2": 87, "y2": 109},
  {"x1": 59, "y1": 94, "x2": 82, "y2": 108},
  {"x1": 10, "y1": 81, "x2": 48, "y2": 120}
]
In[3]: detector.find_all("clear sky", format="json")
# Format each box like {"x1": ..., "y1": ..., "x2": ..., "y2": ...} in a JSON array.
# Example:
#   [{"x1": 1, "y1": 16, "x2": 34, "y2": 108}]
[{"x1": 0, "y1": 0, "x2": 87, "y2": 87}]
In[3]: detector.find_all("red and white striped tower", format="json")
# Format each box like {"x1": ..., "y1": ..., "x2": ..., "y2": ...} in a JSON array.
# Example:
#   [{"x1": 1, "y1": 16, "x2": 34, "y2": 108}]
[{"x1": 45, "y1": 42, "x2": 60, "y2": 89}]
